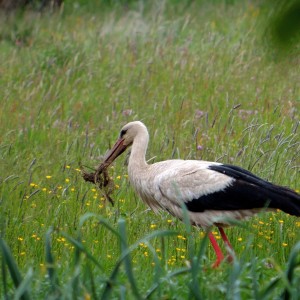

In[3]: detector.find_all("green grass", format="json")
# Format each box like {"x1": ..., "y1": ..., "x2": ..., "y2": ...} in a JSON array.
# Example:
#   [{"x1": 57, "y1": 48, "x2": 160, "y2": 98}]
[{"x1": 0, "y1": 1, "x2": 300, "y2": 298}]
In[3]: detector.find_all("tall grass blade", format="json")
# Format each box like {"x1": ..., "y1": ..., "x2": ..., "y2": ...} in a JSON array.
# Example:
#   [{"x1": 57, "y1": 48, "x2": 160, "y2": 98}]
[
  {"x1": 60, "y1": 232, "x2": 104, "y2": 271},
  {"x1": 0, "y1": 237, "x2": 31, "y2": 300},
  {"x1": 1, "y1": 255, "x2": 8, "y2": 300},
  {"x1": 45, "y1": 228, "x2": 60, "y2": 297},
  {"x1": 118, "y1": 219, "x2": 141, "y2": 299},
  {"x1": 281, "y1": 241, "x2": 300, "y2": 299},
  {"x1": 102, "y1": 229, "x2": 178, "y2": 300},
  {"x1": 145, "y1": 267, "x2": 191, "y2": 299},
  {"x1": 13, "y1": 268, "x2": 33, "y2": 300}
]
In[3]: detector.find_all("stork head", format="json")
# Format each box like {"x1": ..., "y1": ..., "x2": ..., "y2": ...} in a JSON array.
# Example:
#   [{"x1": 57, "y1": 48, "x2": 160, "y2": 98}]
[{"x1": 103, "y1": 121, "x2": 148, "y2": 165}]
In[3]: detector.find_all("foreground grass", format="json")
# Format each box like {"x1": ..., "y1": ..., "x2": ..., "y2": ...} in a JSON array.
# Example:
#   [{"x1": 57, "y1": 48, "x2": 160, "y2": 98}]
[{"x1": 0, "y1": 1, "x2": 300, "y2": 298}]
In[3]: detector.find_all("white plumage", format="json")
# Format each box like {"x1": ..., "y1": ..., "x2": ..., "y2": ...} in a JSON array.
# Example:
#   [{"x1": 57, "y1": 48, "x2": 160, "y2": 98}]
[{"x1": 101, "y1": 121, "x2": 300, "y2": 267}]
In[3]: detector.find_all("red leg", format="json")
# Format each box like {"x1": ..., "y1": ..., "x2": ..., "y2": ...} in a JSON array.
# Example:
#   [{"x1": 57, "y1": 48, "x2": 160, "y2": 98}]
[
  {"x1": 218, "y1": 227, "x2": 234, "y2": 263},
  {"x1": 208, "y1": 232, "x2": 224, "y2": 268}
]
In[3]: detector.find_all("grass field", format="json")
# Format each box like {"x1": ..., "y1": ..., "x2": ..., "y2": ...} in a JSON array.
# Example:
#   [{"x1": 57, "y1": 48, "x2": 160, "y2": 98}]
[{"x1": 0, "y1": 0, "x2": 300, "y2": 298}]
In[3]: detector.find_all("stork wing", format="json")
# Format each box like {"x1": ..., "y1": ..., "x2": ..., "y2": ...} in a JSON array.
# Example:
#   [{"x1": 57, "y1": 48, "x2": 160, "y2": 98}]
[{"x1": 154, "y1": 162, "x2": 300, "y2": 214}]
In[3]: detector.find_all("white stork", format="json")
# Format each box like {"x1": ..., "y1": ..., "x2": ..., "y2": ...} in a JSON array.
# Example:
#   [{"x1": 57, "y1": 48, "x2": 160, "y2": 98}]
[{"x1": 102, "y1": 121, "x2": 300, "y2": 267}]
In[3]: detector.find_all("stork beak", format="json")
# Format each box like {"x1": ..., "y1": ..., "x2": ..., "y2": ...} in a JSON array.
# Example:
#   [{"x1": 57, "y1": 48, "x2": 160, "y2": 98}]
[{"x1": 103, "y1": 138, "x2": 127, "y2": 165}]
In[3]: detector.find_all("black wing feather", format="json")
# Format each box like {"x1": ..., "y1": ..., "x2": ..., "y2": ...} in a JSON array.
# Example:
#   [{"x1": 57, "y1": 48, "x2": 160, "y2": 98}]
[{"x1": 185, "y1": 164, "x2": 300, "y2": 216}]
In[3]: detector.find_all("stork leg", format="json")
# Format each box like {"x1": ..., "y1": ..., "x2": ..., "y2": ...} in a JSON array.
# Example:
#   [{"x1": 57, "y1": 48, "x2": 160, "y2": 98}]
[
  {"x1": 218, "y1": 227, "x2": 234, "y2": 263},
  {"x1": 208, "y1": 232, "x2": 224, "y2": 268}
]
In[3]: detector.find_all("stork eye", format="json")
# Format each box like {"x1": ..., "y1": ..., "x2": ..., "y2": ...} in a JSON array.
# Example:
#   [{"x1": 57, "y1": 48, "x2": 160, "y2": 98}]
[{"x1": 120, "y1": 129, "x2": 127, "y2": 138}]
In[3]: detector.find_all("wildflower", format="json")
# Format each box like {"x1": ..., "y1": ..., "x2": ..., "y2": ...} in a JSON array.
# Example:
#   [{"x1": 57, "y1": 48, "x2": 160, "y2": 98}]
[
  {"x1": 107, "y1": 254, "x2": 112, "y2": 259},
  {"x1": 199, "y1": 232, "x2": 205, "y2": 238},
  {"x1": 66, "y1": 165, "x2": 70, "y2": 169},
  {"x1": 296, "y1": 222, "x2": 300, "y2": 227},
  {"x1": 237, "y1": 238, "x2": 243, "y2": 242},
  {"x1": 279, "y1": 220, "x2": 284, "y2": 224},
  {"x1": 20, "y1": 252, "x2": 26, "y2": 256},
  {"x1": 91, "y1": 188, "x2": 97, "y2": 192},
  {"x1": 31, "y1": 203, "x2": 37, "y2": 208},
  {"x1": 115, "y1": 184, "x2": 120, "y2": 189},
  {"x1": 71, "y1": 187, "x2": 75, "y2": 192},
  {"x1": 180, "y1": 255, "x2": 185, "y2": 259},
  {"x1": 46, "y1": 175, "x2": 52, "y2": 179},
  {"x1": 282, "y1": 243, "x2": 288, "y2": 247},
  {"x1": 65, "y1": 178, "x2": 70, "y2": 183},
  {"x1": 150, "y1": 224, "x2": 157, "y2": 229},
  {"x1": 116, "y1": 175, "x2": 121, "y2": 180},
  {"x1": 167, "y1": 219, "x2": 172, "y2": 223},
  {"x1": 144, "y1": 251, "x2": 148, "y2": 257},
  {"x1": 17, "y1": 237, "x2": 24, "y2": 241},
  {"x1": 75, "y1": 168, "x2": 81, "y2": 172},
  {"x1": 30, "y1": 183, "x2": 38, "y2": 187},
  {"x1": 42, "y1": 188, "x2": 47, "y2": 192},
  {"x1": 84, "y1": 293, "x2": 91, "y2": 300}
]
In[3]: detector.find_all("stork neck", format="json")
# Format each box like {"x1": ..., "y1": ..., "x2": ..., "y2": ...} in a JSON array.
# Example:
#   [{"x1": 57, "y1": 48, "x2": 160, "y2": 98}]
[{"x1": 128, "y1": 132, "x2": 149, "y2": 171}]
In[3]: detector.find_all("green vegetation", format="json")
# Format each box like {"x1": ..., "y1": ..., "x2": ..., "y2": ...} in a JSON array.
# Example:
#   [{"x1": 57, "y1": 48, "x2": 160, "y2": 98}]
[{"x1": 0, "y1": 1, "x2": 299, "y2": 298}]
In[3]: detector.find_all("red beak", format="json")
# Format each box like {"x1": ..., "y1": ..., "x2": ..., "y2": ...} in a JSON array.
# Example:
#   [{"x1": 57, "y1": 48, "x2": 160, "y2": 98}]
[{"x1": 103, "y1": 138, "x2": 127, "y2": 166}]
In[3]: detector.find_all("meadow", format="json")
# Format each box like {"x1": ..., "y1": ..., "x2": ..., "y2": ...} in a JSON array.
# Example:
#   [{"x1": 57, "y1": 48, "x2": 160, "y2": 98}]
[{"x1": 0, "y1": 1, "x2": 300, "y2": 299}]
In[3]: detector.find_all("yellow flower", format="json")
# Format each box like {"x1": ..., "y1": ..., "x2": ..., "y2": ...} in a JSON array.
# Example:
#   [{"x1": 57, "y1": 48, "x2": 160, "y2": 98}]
[
  {"x1": 116, "y1": 175, "x2": 121, "y2": 180},
  {"x1": 65, "y1": 178, "x2": 70, "y2": 183},
  {"x1": 282, "y1": 243, "x2": 288, "y2": 247},
  {"x1": 17, "y1": 237, "x2": 24, "y2": 241},
  {"x1": 279, "y1": 220, "x2": 284, "y2": 224},
  {"x1": 75, "y1": 168, "x2": 81, "y2": 172},
  {"x1": 167, "y1": 219, "x2": 172, "y2": 223},
  {"x1": 66, "y1": 165, "x2": 71, "y2": 169},
  {"x1": 237, "y1": 237, "x2": 243, "y2": 242},
  {"x1": 150, "y1": 224, "x2": 157, "y2": 229},
  {"x1": 46, "y1": 175, "x2": 52, "y2": 179}
]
